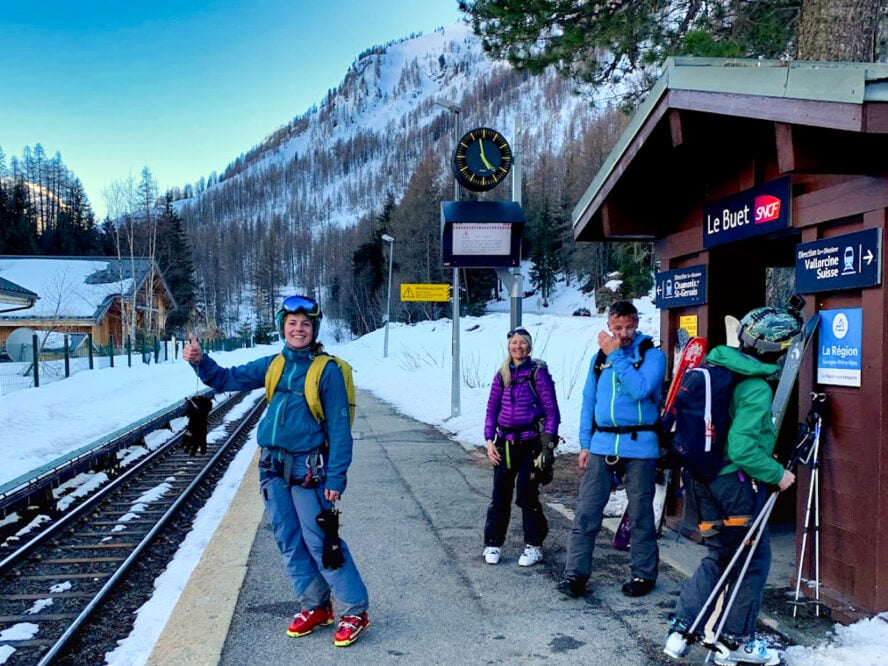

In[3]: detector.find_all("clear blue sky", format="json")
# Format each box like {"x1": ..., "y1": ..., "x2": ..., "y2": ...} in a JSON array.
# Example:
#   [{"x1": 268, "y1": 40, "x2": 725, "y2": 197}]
[{"x1": 1, "y1": 0, "x2": 462, "y2": 219}]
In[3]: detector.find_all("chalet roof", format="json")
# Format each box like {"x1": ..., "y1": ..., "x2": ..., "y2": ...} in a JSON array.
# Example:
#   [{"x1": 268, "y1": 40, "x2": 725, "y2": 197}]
[
  {"x1": 0, "y1": 276, "x2": 39, "y2": 308},
  {"x1": 573, "y1": 57, "x2": 888, "y2": 241},
  {"x1": 0, "y1": 256, "x2": 163, "y2": 322}
]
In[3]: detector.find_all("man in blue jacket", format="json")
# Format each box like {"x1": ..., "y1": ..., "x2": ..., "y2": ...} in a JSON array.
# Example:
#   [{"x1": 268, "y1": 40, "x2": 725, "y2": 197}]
[
  {"x1": 183, "y1": 294, "x2": 370, "y2": 647},
  {"x1": 558, "y1": 300, "x2": 667, "y2": 598}
]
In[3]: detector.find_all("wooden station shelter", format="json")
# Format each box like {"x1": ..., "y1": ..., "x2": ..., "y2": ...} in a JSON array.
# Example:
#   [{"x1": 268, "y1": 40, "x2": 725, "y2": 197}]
[{"x1": 572, "y1": 57, "x2": 888, "y2": 620}]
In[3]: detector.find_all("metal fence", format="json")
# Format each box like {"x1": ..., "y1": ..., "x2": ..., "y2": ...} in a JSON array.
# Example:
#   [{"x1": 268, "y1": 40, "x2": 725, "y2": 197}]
[{"x1": 0, "y1": 333, "x2": 252, "y2": 397}]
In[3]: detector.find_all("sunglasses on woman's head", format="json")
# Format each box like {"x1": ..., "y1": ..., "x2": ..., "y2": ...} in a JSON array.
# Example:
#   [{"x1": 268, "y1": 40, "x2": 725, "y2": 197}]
[
  {"x1": 281, "y1": 294, "x2": 321, "y2": 317},
  {"x1": 507, "y1": 327, "x2": 530, "y2": 339}
]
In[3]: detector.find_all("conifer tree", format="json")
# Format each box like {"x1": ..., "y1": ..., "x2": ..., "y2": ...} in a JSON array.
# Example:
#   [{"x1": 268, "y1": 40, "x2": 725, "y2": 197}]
[
  {"x1": 528, "y1": 194, "x2": 562, "y2": 307},
  {"x1": 459, "y1": 0, "x2": 883, "y2": 105},
  {"x1": 156, "y1": 195, "x2": 197, "y2": 334}
]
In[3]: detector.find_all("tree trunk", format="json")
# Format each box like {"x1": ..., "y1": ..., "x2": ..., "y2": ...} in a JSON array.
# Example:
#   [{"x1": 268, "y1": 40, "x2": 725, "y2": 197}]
[{"x1": 796, "y1": 0, "x2": 884, "y2": 61}]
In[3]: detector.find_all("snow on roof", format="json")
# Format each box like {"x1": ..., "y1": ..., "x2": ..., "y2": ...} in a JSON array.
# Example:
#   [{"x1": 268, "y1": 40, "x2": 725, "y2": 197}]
[{"x1": 0, "y1": 257, "x2": 146, "y2": 321}]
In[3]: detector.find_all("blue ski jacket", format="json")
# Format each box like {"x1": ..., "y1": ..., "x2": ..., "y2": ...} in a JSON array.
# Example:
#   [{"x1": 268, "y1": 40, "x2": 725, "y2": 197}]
[
  {"x1": 192, "y1": 345, "x2": 354, "y2": 494},
  {"x1": 579, "y1": 332, "x2": 666, "y2": 459}
]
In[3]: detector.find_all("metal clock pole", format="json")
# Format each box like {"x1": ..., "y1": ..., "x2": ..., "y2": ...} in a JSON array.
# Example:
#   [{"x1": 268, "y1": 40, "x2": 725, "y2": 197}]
[
  {"x1": 511, "y1": 117, "x2": 522, "y2": 330},
  {"x1": 451, "y1": 110, "x2": 461, "y2": 418},
  {"x1": 435, "y1": 98, "x2": 461, "y2": 418}
]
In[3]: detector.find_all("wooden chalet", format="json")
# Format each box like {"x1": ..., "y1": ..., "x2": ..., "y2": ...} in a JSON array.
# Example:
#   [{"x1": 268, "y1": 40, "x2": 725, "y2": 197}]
[
  {"x1": 0, "y1": 256, "x2": 177, "y2": 349},
  {"x1": 573, "y1": 57, "x2": 888, "y2": 620}
]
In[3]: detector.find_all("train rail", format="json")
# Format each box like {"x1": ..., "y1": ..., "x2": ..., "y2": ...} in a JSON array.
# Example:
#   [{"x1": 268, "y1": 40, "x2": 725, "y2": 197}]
[{"x1": 0, "y1": 390, "x2": 265, "y2": 665}]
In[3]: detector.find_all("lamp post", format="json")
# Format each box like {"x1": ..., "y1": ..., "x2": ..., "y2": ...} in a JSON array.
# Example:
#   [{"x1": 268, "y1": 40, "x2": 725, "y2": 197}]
[
  {"x1": 435, "y1": 98, "x2": 461, "y2": 418},
  {"x1": 382, "y1": 233, "x2": 395, "y2": 358}
]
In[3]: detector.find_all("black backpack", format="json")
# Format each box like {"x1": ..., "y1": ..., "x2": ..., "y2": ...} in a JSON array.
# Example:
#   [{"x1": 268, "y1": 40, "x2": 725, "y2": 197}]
[{"x1": 664, "y1": 362, "x2": 739, "y2": 481}]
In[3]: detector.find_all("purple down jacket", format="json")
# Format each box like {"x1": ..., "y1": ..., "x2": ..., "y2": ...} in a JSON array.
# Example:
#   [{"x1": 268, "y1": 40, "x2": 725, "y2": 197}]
[{"x1": 484, "y1": 358, "x2": 560, "y2": 442}]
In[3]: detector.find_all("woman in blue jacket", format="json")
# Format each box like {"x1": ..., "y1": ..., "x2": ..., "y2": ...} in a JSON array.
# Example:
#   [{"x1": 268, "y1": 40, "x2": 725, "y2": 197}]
[
  {"x1": 558, "y1": 300, "x2": 666, "y2": 599},
  {"x1": 183, "y1": 295, "x2": 369, "y2": 648}
]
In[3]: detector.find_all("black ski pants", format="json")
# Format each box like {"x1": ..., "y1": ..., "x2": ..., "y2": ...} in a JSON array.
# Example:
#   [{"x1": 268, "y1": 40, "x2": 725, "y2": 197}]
[{"x1": 484, "y1": 434, "x2": 548, "y2": 548}]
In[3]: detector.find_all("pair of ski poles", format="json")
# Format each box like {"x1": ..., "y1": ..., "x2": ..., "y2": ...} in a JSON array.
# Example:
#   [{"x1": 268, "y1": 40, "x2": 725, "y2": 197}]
[
  {"x1": 684, "y1": 394, "x2": 824, "y2": 661},
  {"x1": 790, "y1": 392, "x2": 826, "y2": 618}
]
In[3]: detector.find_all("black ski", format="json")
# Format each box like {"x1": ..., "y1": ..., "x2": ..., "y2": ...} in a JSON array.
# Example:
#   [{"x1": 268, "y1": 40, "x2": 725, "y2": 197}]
[{"x1": 771, "y1": 303, "x2": 821, "y2": 434}]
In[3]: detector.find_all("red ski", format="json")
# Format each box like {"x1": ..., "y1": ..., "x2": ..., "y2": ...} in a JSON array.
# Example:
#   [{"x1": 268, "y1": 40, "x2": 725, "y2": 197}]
[
  {"x1": 612, "y1": 335, "x2": 707, "y2": 551},
  {"x1": 663, "y1": 336, "x2": 707, "y2": 414}
]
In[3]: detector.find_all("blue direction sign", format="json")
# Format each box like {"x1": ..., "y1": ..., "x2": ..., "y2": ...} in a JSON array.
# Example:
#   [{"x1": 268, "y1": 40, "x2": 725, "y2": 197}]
[
  {"x1": 795, "y1": 228, "x2": 882, "y2": 294},
  {"x1": 655, "y1": 265, "x2": 707, "y2": 308}
]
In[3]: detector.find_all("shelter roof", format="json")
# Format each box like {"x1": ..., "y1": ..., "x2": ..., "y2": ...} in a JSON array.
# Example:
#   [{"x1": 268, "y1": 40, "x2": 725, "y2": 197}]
[{"x1": 573, "y1": 57, "x2": 888, "y2": 241}]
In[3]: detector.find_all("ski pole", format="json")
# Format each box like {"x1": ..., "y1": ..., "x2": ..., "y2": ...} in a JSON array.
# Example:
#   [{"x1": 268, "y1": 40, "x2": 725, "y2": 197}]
[
  {"x1": 705, "y1": 406, "x2": 821, "y2": 658},
  {"x1": 706, "y1": 496, "x2": 779, "y2": 662},
  {"x1": 813, "y1": 407, "x2": 822, "y2": 618},
  {"x1": 685, "y1": 419, "x2": 818, "y2": 647},
  {"x1": 685, "y1": 491, "x2": 776, "y2": 642},
  {"x1": 791, "y1": 393, "x2": 826, "y2": 617}
]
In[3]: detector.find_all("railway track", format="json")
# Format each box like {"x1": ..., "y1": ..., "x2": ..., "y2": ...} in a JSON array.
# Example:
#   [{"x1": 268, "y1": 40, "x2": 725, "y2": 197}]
[{"x1": 0, "y1": 390, "x2": 265, "y2": 665}]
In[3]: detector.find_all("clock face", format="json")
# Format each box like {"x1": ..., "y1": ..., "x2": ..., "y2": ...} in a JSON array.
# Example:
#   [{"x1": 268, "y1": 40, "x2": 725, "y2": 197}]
[{"x1": 451, "y1": 127, "x2": 512, "y2": 192}]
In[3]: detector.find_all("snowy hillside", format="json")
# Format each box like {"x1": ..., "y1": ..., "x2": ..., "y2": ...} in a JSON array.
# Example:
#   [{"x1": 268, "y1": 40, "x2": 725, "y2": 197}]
[{"x1": 174, "y1": 22, "x2": 603, "y2": 229}]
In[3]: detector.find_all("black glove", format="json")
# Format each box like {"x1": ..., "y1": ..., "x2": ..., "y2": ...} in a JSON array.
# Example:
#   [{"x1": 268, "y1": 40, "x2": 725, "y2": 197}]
[
  {"x1": 316, "y1": 508, "x2": 345, "y2": 570},
  {"x1": 539, "y1": 433, "x2": 557, "y2": 469},
  {"x1": 183, "y1": 395, "x2": 213, "y2": 456},
  {"x1": 656, "y1": 430, "x2": 678, "y2": 471},
  {"x1": 530, "y1": 434, "x2": 557, "y2": 485}
]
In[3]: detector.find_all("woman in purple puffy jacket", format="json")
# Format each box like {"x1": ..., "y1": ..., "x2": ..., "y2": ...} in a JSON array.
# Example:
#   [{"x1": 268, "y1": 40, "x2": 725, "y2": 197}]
[{"x1": 482, "y1": 326, "x2": 561, "y2": 567}]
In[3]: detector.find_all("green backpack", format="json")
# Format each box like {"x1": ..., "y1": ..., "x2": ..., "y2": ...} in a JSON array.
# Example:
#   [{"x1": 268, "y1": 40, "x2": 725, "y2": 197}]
[{"x1": 264, "y1": 353, "x2": 356, "y2": 427}]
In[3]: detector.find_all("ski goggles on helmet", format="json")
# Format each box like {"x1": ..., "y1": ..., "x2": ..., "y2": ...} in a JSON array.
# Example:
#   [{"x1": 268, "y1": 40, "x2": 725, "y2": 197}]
[{"x1": 280, "y1": 294, "x2": 321, "y2": 318}]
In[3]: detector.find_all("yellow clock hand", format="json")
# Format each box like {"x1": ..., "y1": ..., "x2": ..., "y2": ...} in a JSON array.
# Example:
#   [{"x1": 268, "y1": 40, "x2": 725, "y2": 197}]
[{"x1": 478, "y1": 140, "x2": 494, "y2": 170}]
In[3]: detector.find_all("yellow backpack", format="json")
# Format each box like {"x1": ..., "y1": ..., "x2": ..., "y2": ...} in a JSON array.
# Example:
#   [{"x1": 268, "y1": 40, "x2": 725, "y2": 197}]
[{"x1": 264, "y1": 353, "x2": 356, "y2": 427}]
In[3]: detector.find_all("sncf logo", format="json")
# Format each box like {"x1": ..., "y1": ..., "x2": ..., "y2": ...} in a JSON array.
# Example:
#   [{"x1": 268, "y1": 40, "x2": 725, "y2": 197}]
[{"x1": 754, "y1": 195, "x2": 781, "y2": 224}]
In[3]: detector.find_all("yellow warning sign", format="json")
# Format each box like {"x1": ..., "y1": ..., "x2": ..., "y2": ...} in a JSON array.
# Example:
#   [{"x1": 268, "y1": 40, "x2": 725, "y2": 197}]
[
  {"x1": 400, "y1": 284, "x2": 451, "y2": 302},
  {"x1": 678, "y1": 315, "x2": 698, "y2": 338}
]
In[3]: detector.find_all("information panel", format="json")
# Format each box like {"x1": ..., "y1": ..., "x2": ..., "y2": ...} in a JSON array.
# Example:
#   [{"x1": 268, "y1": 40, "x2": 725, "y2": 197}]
[
  {"x1": 817, "y1": 308, "x2": 862, "y2": 387},
  {"x1": 452, "y1": 224, "x2": 511, "y2": 256},
  {"x1": 654, "y1": 265, "x2": 707, "y2": 308},
  {"x1": 795, "y1": 228, "x2": 882, "y2": 293},
  {"x1": 440, "y1": 201, "x2": 524, "y2": 268}
]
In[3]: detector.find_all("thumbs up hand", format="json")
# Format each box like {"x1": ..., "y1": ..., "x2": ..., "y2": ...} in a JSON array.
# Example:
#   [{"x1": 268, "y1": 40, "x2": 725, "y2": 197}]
[{"x1": 183, "y1": 332, "x2": 203, "y2": 364}]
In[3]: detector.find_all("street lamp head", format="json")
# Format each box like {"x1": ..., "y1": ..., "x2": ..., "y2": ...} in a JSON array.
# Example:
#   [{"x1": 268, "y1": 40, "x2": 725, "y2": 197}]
[{"x1": 381, "y1": 234, "x2": 395, "y2": 244}]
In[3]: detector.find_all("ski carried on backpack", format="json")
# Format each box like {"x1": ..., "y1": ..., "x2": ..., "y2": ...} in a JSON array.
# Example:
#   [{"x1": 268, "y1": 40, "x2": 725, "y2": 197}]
[
  {"x1": 613, "y1": 333, "x2": 707, "y2": 551},
  {"x1": 771, "y1": 308, "x2": 821, "y2": 434}
]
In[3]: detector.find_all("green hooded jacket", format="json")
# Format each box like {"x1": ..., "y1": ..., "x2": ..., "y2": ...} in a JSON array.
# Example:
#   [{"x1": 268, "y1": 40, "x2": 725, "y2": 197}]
[{"x1": 706, "y1": 345, "x2": 784, "y2": 485}]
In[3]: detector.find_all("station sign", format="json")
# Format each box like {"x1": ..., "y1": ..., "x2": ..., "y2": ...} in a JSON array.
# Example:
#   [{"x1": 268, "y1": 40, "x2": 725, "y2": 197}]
[
  {"x1": 795, "y1": 228, "x2": 882, "y2": 294},
  {"x1": 440, "y1": 201, "x2": 524, "y2": 268},
  {"x1": 400, "y1": 284, "x2": 450, "y2": 302},
  {"x1": 703, "y1": 177, "x2": 791, "y2": 248},
  {"x1": 817, "y1": 308, "x2": 862, "y2": 387},
  {"x1": 655, "y1": 265, "x2": 707, "y2": 308}
]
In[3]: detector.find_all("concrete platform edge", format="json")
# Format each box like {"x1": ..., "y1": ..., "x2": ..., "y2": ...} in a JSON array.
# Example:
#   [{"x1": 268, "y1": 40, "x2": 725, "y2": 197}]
[{"x1": 147, "y1": 447, "x2": 263, "y2": 666}]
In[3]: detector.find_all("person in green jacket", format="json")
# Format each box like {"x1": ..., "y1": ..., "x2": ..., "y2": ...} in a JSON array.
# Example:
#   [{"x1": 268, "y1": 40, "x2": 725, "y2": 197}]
[{"x1": 663, "y1": 306, "x2": 802, "y2": 666}]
